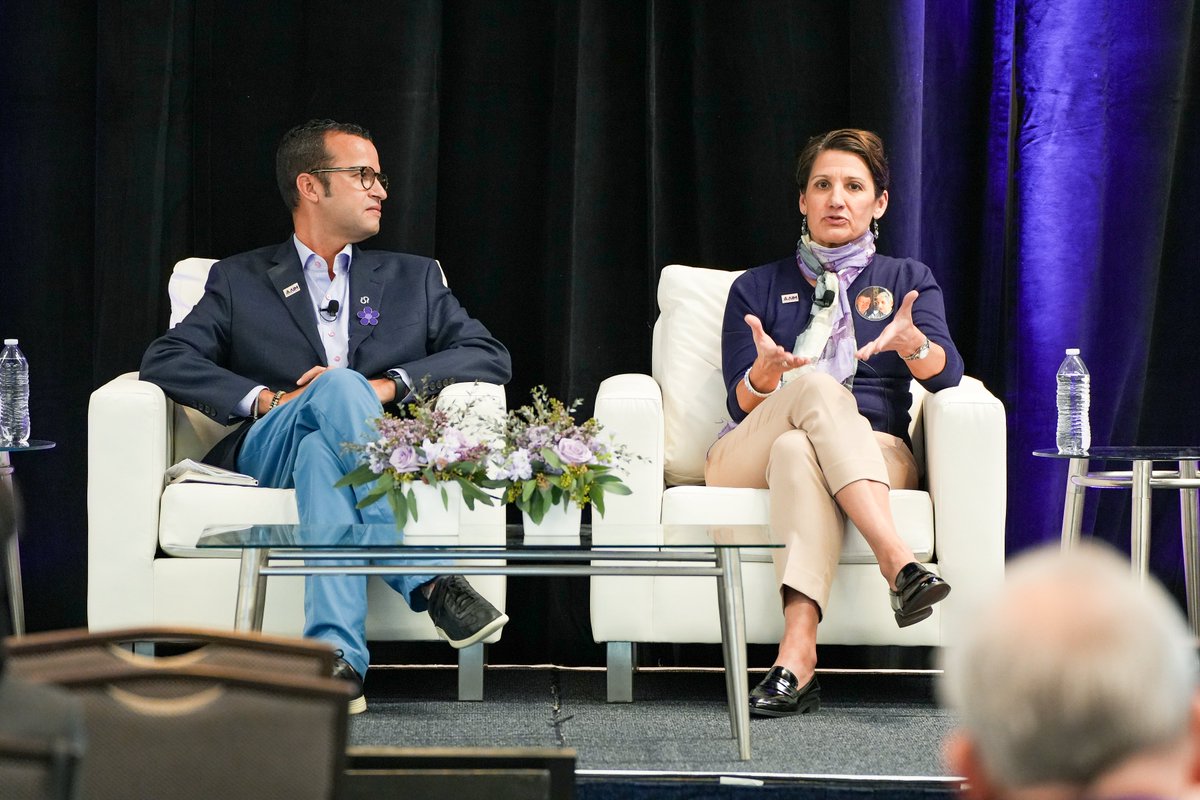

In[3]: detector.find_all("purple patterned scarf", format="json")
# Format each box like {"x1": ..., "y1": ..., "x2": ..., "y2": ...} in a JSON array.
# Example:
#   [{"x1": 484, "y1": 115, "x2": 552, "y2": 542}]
[{"x1": 794, "y1": 230, "x2": 876, "y2": 386}]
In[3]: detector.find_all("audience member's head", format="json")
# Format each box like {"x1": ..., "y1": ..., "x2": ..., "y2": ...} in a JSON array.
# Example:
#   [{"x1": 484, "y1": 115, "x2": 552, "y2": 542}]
[{"x1": 939, "y1": 541, "x2": 1200, "y2": 799}]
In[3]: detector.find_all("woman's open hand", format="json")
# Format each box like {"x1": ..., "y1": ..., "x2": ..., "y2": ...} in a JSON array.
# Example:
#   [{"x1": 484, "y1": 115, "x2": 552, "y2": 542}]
[{"x1": 744, "y1": 314, "x2": 810, "y2": 387}]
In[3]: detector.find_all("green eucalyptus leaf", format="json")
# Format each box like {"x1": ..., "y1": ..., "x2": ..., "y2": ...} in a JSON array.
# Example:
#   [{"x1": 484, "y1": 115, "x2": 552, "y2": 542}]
[
  {"x1": 403, "y1": 486, "x2": 418, "y2": 522},
  {"x1": 396, "y1": 491, "x2": 415, "y2": 527},
  {"x1": 335, "y1": 463, "x2": 379, "y2": 488},
  {"x1": 540, "y1": 447, "x2": 563, "y2": 470},
  {"x1": 356, "y1": 484, "x2": 388, "y2": 509},
  {"x1": 459, "y1": 480, "x2": 494, "y2": 508}
]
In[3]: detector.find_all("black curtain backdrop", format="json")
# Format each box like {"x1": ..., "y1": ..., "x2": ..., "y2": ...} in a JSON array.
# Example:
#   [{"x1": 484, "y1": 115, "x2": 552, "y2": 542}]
[{"x1": 1, "y1": 1, "x2": 1197, "y2": 666}]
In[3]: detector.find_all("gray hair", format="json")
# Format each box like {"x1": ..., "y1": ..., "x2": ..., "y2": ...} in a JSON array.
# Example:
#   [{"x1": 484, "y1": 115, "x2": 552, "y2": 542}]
[{"x1": 938, "y1": 541, "x2": 1198, "y2": 787}]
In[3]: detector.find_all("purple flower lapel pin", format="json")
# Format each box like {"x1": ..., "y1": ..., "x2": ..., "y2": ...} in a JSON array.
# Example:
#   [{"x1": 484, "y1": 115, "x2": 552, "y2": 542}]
[{"x1": 357, "y1": 306, "x2": 380, "y2": 326}]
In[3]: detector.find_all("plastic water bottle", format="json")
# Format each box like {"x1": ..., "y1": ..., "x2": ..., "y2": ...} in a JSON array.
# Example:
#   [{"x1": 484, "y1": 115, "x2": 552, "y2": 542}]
[
  {"x1": 1055, "y1": 348, "x2": 1089, "y2": 455},
  {"x1": 0, "y1": 339, "x2": 30, "y2": 447}
]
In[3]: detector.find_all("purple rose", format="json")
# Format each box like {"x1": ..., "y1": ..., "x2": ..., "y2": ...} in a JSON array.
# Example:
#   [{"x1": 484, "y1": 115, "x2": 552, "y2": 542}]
[
  {"x1": 554, "y1": 437, "x2": 594, "y2": 466},
  {"x1": 389, "y1": 445, "x2": 421, "y2": 473}
]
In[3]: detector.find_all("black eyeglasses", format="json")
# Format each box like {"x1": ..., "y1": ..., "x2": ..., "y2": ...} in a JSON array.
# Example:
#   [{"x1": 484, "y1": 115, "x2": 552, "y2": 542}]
[{"x1": 307, "y1": 165, "x2": 389, "y2": 191}]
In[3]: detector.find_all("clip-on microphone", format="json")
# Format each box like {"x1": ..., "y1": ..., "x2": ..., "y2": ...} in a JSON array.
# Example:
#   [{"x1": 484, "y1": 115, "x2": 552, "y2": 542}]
[{"x1": 319, "y1": 299, "x2": 340, "y2": 320}]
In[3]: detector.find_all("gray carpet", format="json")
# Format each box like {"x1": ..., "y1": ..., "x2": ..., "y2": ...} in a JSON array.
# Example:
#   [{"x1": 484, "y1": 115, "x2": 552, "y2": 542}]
[{"x1": 348, "y1": 668, "x2": 958, "y2": 777}]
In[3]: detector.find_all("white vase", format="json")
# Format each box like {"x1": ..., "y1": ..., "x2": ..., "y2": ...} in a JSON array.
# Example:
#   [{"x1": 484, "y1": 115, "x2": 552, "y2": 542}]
[
  {"x1": 401, "y1": 481, "x2": 462, "y2": 537},
  {"x1": 522, "y1": 501, "x2": 582, "y2": 538}
]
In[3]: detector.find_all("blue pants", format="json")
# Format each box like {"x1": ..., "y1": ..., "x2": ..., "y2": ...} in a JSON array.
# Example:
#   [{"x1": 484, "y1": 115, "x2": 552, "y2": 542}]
[{"x1": 237, "y1": 369, "x2": 435, "y2": 676}]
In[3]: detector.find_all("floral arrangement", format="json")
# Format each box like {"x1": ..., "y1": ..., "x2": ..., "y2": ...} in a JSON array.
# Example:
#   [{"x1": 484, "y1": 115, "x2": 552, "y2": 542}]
[
  {"x1": 489, "y1": 385, "x2": 632, "y2": 524},
  {"x1": 335, "y1": 392, "x2": 500, "y2": 528}
]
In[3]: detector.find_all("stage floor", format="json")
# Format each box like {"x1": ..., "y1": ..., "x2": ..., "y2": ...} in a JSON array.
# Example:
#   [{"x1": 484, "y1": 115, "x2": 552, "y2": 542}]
[{"x1": 349, "y1": 666, "x2": 962, "y2": 786}]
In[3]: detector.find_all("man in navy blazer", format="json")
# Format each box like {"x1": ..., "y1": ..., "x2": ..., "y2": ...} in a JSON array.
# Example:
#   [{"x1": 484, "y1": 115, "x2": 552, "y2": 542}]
[{"x1": 141, "y1": 120, "x2": 513, "y2": 714}]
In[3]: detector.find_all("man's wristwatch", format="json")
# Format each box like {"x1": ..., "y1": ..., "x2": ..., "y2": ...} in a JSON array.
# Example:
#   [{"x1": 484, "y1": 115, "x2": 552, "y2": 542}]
[
  {"x1": 901, "y1": 336, "x2": 931, "y2": 361},
  {"x1": 386, "y1": 369, "x2": 410, "y2": 403}
]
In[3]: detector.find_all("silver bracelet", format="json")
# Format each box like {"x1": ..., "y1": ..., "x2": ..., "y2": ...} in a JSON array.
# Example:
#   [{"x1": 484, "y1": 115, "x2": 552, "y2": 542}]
[
  {"x1": 901, "y1": 335, "x2": 931, "y2": 361},
  {"x1": 743, "y1": 367, "x2": 782, "y2": 398}
]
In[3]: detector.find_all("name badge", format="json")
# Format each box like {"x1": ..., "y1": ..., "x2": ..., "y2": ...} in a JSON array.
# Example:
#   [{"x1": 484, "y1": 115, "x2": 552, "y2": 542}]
[
  {"x1": 781, "y1": 292, "x2": 799, "y2": 304},
  {"x1": 282, "y1": 282, "x2": 301, "y2": 298}
]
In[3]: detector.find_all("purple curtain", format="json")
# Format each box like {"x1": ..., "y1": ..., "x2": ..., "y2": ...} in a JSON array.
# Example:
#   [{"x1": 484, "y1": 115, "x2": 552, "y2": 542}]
[{"x1": 995, "y1": 0, "x2": 1199, "y2": 588}]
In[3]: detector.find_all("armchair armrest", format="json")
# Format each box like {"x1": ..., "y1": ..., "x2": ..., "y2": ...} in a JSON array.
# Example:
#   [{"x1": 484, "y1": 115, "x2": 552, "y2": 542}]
[
  {"x1": 922, "y1": 376, "x2": 1007, "y2": 595},
  {"x1": 592, "y1": 374, "x2": 664, "y2": 528},
  {"x1": 436, "y1": 382, "x2": 507, "y2": 525},
  {"x1": 435, "y1": 381, "x2": 506, "y2": 437},
  {"x1": 87, "y1": 372, "x2": 173, "y2": 627}
]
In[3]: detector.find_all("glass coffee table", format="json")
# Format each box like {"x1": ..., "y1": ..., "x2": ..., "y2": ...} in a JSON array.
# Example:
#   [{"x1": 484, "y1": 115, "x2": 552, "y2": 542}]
[
  {"x1": 1033, "y1": 446, "x2": 1200, "y2": 634},
  {"x1": 198, "y1": 522, "x2": 777, "y2": 761}
]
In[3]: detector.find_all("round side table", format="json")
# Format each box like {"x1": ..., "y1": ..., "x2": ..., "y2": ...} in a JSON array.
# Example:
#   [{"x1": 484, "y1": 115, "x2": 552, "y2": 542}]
[
  {"x1": 2, "y1": 439, "x2": 56, "y2": 635},
  {"x1": 1033, "y1": 446, "x2": 1200, "y2": 636}
]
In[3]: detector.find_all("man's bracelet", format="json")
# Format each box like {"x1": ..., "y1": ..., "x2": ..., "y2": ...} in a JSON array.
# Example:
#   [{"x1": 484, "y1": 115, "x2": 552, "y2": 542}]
[
  {"x1": 267, "y1": 390, "x2": 285, "y2": 411},
  {"x1": 743, "y1": 367, "x2": 782, "y2": 399}
]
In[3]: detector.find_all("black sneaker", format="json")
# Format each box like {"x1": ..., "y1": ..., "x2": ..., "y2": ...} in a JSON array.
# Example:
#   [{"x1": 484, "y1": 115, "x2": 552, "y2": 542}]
[
  {"x1": 427, "y1": 576, "x2": 509, "y2": 648},
  {"x1": 332, "y1": 652, "x2": 367, "y2": 715}
]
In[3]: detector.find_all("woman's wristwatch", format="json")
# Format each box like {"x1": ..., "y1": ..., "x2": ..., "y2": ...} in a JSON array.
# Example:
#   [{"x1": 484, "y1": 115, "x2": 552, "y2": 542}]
[{"x1": 901, "y1": 335, "x2": 931, "y2": 361}]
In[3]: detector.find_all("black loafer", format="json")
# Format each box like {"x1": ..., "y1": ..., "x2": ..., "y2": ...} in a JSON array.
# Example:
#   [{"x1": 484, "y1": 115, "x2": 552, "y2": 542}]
[
  {"x1": 748, "y1": 666, "x2": 821, "y2": 717},
  {"x1": 890, "y1": 562, "x2": 951, "y2": 627},
  {"x1": 332, "y1": 653, "x2": 367, "y2": 715}
]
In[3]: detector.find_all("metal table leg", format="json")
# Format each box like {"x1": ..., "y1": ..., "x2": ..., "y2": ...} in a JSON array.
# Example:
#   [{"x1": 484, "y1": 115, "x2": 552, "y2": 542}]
[
  {"x1": 714, "y1": 558, "x2": 737, "y2": 737},
  {"x1": 4, "y1": 527, "x2": 22, "y2": 636},
  {"x1": 716, "y1": 548, "x2": 751, "y2": 761},
  {"x1": 1131, "y1": 459, "x2": 1153, "y2": 583},
  {"x1": 0, "y1": 453, "x2": 23, "y2": 636},
  {"x1": 458, "y1": 642, "x2": 485, "y2": 701},
  {"x1": 1061, "y1": 457, "x2": 1088, "y2": 551},
  {"x1": 1180, "y1": 460, "x2": 1200, "y2": 637},
  {"x1": 234, "y1": 548, "x2": 269, "y2": 631}
]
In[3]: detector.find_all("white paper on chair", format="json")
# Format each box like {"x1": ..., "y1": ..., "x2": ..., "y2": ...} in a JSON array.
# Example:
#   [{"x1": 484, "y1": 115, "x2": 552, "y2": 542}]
[{"x1": 165, "y1": 459, "x2": 258, "y2": 487}]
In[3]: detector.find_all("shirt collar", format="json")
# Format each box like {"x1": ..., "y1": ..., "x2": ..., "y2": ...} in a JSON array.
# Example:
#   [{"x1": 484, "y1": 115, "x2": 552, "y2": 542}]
[{"x1": 292, "y1": 234, "x2": 353, "y2": 276}]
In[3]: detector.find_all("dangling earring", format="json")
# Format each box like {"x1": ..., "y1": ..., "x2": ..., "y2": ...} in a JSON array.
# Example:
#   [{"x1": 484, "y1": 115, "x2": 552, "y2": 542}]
[
  {"x1": 871, "y1": 218, "x2": 880, "y2": 240},
  {"x1": 801, "y1": 215, "x2": 809, "y2": 238}
]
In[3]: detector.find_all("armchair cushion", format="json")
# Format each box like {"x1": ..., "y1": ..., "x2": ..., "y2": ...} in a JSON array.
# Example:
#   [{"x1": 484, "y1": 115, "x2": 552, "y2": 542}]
[
  {"x1": 654, "y1": 265, "x2": 743, "y2": 485},
  {"x1": 659, "y1": 485, "x2": 934, "y2": 563}
]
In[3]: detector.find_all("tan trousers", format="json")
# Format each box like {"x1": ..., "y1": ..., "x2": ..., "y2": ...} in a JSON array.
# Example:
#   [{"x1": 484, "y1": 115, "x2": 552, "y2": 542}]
[{"x1": 704, "y1": 372, "x2": 918, "y2": 613}]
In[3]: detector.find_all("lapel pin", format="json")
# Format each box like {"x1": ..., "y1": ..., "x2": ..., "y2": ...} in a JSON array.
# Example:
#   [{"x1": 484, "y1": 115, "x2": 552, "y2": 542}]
[
  {"x1": 359, "y1": 295, "x2": 370, "y2": 304},
  {"x1": 781, "y1": 292, "x2": 799, "y2": 304},
  {"x1": 283, "y1": 282, "x2": 301, "y2": 298},
  {"x1": 357, "y1": 306, "x2": 380, "y2": 326}
]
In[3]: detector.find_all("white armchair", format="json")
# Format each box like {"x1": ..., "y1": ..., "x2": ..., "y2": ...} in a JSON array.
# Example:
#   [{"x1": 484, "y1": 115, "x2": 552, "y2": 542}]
[
  {"x1": 87, "y1": 258, "x2": 507, "y2": 699},
  {"x1": 591, "y1": 264, "x2": 1006, "y2": 701}
]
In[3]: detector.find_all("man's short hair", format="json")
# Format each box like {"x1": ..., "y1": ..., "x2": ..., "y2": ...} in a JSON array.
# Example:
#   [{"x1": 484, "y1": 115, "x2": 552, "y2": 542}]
[
  {"x1": 275, "y1": 119, "x2": 373, "y2": 209},
  {"x1": 938, "y1": 542, "x2": 1198, "y2": 787}
]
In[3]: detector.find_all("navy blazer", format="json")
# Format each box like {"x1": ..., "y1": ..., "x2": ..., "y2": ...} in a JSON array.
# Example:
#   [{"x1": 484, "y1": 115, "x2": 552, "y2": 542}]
[{"x1": 140, "y1": 239, "x2": 512, "y2": 468}]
